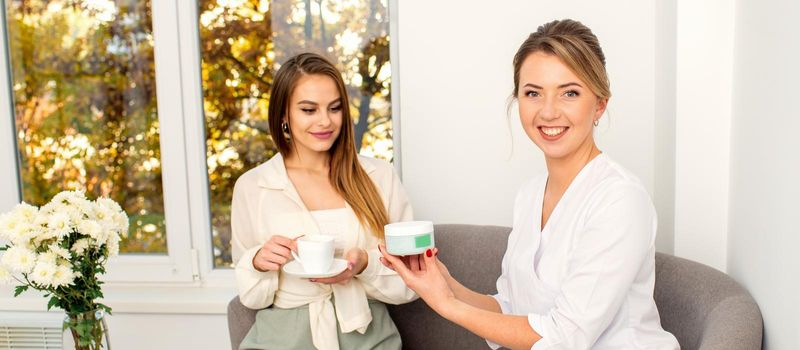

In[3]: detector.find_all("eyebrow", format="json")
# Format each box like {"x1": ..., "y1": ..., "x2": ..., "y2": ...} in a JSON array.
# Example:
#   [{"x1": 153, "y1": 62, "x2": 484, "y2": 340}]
[
  {"x1": 297, "y1": 98, "x2": 342, "y2": 106},
  {"x1": 523, "y1": 82, "x2": 583, "y2": 89}
]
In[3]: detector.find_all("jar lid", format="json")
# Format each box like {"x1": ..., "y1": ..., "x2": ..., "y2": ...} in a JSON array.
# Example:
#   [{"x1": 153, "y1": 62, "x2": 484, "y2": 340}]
[{"x1": 384, "y1": 221, "x2": 434, "y2": 236}]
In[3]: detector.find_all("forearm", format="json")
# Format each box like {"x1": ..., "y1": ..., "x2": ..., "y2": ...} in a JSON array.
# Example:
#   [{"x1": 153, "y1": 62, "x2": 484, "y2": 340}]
[
  {"x1": 443, "y1": 299, "x2": 540, "y2": 350},
  {"x1": 447, "y1": 276, "x2": 502, "y2": 312}
]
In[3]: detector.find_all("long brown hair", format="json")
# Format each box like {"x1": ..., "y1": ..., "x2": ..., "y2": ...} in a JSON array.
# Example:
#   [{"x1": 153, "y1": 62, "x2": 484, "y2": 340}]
[
  {"x1": 268, "y1": 52, "x2": 389, "y2": 239},
  {"x1": 512, "y1": 19, "x2": 611, "y2": 101}
]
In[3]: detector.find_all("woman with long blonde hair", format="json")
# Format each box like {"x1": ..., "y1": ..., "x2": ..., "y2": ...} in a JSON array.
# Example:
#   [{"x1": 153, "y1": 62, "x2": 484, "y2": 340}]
[{"x1": 231, "y1": 52, "x2": 416, "y2": 350}]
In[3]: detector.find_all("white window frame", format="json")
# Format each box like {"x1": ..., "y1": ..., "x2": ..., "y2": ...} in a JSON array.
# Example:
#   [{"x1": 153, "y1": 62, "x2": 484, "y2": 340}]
[
  {"x1": 0, "y1": 0, "x2": 195, "y2": 284},
  {"x1": 1, "y1": 0, "x2": 401, "y2": 293}
]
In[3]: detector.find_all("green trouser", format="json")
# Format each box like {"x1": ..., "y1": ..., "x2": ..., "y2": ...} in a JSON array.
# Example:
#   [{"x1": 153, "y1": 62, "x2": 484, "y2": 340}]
[{"x1": 239, "y1": 299, "x2": 402, "y2": 350}]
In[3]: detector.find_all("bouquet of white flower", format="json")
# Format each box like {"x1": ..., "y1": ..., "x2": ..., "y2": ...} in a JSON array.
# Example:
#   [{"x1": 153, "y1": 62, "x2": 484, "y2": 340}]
[{"x1": 0, "y1": 190, "x2": 127, "y2": 350}]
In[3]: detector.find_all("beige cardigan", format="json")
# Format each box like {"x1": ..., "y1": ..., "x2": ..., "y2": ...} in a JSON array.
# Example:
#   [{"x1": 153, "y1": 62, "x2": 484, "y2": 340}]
[{"x1": 231, "y1": 153, "x2": 417, "y2": 350}]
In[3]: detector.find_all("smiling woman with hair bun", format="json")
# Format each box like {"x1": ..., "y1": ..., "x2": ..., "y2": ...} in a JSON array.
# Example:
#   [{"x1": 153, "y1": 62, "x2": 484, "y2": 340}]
[{"x1": 380, "y1": 19, "x2": 680, "y2": 350}]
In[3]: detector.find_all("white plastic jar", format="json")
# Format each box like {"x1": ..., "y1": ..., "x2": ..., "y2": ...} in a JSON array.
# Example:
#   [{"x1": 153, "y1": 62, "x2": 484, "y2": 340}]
[{"x1": 384, "y1": 221, "x2": 435, "y2": 256}]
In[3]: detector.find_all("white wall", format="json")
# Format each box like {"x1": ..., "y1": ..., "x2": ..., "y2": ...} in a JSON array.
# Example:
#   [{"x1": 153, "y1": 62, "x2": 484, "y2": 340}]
[
  {"x1": 671, "y1": 0, "x2": 735, "y2": 272},
  {"x1": 4, "y1": 311, "x2": 228, "y2": 350},
  {"x1": 727, "y1": 0, "x2": 800, "y2": 348},
  {"x1": 654, "y1": 0, "x2": 677, "y2": 254},
  {"x1": 397, "y1": 0, "x2": 670, "y2": 250}
]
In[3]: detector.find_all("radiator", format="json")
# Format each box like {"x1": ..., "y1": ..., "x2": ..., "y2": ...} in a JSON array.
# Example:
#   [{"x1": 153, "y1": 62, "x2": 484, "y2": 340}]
[{"x1": 0, "y1": 314, "x2": 63, "y2": 350}]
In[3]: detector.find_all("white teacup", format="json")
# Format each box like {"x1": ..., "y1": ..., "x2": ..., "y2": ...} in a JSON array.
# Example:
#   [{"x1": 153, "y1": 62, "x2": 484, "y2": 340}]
[{"x1": 291, "y1": 235, "x2": 334, "y2": 274}]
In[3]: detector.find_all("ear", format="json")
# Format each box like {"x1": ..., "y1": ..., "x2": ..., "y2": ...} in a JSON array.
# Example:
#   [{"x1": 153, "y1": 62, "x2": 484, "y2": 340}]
[{"x1": 594, "y1": 98, "x2": 608, "y2": 119}]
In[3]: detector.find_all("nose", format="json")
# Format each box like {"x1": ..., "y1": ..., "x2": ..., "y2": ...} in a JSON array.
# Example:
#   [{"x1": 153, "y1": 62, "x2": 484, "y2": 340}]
[
  {"x1": 538, "y1": 95, "x2": 559, "y2": 121},
  {"x1": 318, "y1": 109, "x2": 333, "y2": 127}
]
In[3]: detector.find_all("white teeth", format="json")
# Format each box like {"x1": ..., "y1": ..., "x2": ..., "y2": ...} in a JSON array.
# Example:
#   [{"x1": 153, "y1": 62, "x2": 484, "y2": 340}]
[{"x1": 541, "y1": 127, "x2": 566, "y2": 136}]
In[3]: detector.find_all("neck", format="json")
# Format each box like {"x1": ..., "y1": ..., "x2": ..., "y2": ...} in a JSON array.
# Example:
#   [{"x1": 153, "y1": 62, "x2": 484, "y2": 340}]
[
  {"x1": 284, "y1": 146, "x2": 331, "y2": 172},
  {"x1": 544, "y1": 142, "x2": 601, "y2": 191}
]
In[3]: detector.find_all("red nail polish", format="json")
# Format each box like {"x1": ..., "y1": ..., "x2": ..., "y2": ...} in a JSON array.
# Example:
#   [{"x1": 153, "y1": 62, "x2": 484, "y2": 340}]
[{"x1": 426, "y1": 249, "x2": 432, "y2": 258}]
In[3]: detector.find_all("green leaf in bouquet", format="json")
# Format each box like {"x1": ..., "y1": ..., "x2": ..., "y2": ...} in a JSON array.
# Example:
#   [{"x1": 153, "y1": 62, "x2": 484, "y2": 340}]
[
  {"x1": 13, "y1": 285, "x2": 28, "y2": 297},
  {"x1": 47, "y1": 296, "x2": 59, "y2": 310}
]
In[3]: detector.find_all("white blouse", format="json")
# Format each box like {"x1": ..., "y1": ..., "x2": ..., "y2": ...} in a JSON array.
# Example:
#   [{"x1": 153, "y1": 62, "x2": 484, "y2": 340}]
[
  {"x1": 231, "y1": 154, "x2": 417, "y2": 350},
  {"x1": 491, "y1": 154, "x2": 679, "y2": 350},
  {"x1": 310, "y1": 208, "x2": 349, "y2": 257}
]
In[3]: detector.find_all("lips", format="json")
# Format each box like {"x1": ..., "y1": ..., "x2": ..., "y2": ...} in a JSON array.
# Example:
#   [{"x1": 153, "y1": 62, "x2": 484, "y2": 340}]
[
  {"x1": 538, "y1": 126, "x2": 568, "y2": 141},
  {"x1": 310, "y1": 131, "x2": 334, "y2": 140}
]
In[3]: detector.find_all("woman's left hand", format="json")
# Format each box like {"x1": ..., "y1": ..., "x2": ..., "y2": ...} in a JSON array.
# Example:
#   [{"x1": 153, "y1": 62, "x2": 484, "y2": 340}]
[
  {"x1": 310, "y1": 247, "x2": 368, "y2": 285},
  {"x1": 378, "y1": 244, "x2": 457, "y2": 316}
]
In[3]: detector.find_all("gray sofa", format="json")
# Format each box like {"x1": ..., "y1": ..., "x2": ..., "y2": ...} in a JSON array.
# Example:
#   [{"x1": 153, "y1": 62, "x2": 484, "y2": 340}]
[{"x1": 228, "y1": 224, "x2": 763, "y2": 350}]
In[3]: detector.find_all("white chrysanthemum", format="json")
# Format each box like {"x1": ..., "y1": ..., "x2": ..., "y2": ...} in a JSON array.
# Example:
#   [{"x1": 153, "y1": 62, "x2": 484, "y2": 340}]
[
  {"x1": 52, "y1": 190, "x2": 87, "y2": 206},
  {"x1": 0, "y1": 264, "x2": 12, "y2": 283},
  {"x1": 28, "y1": 216, "x2": 53, "y2": 247},
  {"x1": 76, "y1": 199, "x2": 95, "y2": 222},
  {"x1": 37, "y1": 251, "x2": 58, "y2": 265},
  {"x1": 107, "y1": 233, "x2": 120, "y2": 257},
  {"x1": 78, "y1": 220, "x2": 103, "y2": 242},
  {"x1": 47, "y1": 212, "x2": 73, "y2": 239},
  {"x1": 30, "y1": 261, "x2": 56, "y2": 287},
  {"x1": 11, "y1": 221, "x2": 39, "y2": 246},
  {"x1": 13, "y1": 202, "x2": 39, "y2": 221},
  {"x1": 0, "y1": 212, "x2": 19, "y2": 241},
  {"x1": 96, "y1": 197, "x2": 123, "y2": 214},
  {"x1": 65, "y1": 206, "x2": 85, "y2": 227},
  {"x1": 48, "y1": 244, "x2": 72, "y2": 261},
  {"x1": 113, "y1": 212, "x2": 129, "y2": 233},
  {"x1": 71, "y1": 238, "x2": 91, "y2": 255},
  {"x1": 51, "y1": 263, "x2": 75, "y2": 287},
  {"x1": 91, "y1": 203, "x2": 113, "y2": 223},
  {"x1": 32, "y1": 228, "x2": 57, "y2": 248},
  {"x1": 1, "y1": 246, "x2": 37, "y2": 274}
]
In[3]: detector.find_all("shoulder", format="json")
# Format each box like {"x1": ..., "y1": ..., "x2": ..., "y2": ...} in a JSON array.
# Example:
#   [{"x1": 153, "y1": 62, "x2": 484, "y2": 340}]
[
  {"x1": 584, "y1": 155, "x2": 654, "y2": 220},
  {"x1": 358, "y1": 155, "x2": 395, "y2": 174},
  {"x1": 357, "y1": 155, "x2": 399, "y2": 186},
  {"x1": 233, "y1": 154, "x2": 283, "y2": 194}
]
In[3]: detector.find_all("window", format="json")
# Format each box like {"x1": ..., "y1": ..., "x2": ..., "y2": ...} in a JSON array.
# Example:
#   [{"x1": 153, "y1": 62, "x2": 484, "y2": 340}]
[
  {"x1": 0, "y1": 0, "x2": 396, "y2": 283},
  {"x1": 4, "y1": 0, "x2": 167, "y2": 255},
  {"x1": 197, "y1": 0, "x2": 394, "y2": 268}
]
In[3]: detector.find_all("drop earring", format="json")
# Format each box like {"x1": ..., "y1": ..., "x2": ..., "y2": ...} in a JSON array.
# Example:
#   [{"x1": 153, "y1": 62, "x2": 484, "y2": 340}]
[{"x1": 282, "y1": 122, "x2": 291, "y2": 141}]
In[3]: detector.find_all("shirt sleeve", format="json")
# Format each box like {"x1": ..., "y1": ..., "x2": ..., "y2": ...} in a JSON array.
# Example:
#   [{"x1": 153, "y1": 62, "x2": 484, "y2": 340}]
[
  {"x1": 527, "y1": 183, "x2": 656, "y2": 350},
  {"x1": 487, "y1": 267, "x2": 514, "y2": 350},
  {"x1": 486, "y1": 182, "x2": 529, "y2": 349},
  {"x1": 356, "y1": 163, "x2": 418, "y2": 304},
  {"x1": 231, "y1": 175, "x2": 279, "y2": 310}
]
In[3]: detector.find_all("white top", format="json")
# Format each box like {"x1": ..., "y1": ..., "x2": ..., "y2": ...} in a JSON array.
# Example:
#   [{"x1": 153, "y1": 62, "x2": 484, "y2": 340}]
[
  {"x1": 491, "y1": 154, "x2": 679, "y2": 350},
  {"x1": 310, "y1": 208, "x2": 349, "y2": 257},
  {"x1": 231, "y1": 154, "x2": 417, "y2": 350}
]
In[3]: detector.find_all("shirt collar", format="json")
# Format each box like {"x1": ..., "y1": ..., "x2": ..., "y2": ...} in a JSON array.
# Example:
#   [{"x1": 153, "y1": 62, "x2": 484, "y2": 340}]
[{"x1": 257, "y1": 152, "x2": 377, "y2": 190}]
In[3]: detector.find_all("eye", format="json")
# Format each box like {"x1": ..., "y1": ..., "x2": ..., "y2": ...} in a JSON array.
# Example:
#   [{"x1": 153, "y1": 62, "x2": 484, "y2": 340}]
[
  {"x1": 564, "y1": 90, "x2": 580, "y2": 98},
  {"x1": 330, "y1": 104, "x2": 342, "y2": 112},
  {"x1": 524, "y1": 90, "x2": 540, "y2": 97},
  {"x1": 301, "y1": 108, "x2": 316, "y2": 114}
]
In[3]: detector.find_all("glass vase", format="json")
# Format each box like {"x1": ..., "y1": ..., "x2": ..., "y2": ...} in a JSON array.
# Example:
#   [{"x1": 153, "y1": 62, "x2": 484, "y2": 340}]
[{"x1": 64, "y1": 308, "x2": 110, "y2": 350}]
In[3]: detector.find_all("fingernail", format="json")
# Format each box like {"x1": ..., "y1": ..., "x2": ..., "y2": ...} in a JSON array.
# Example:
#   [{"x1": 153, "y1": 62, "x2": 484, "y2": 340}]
[
  {"x1": 348, "y1": 262, "x2": 354, "y2": 270},
  {"x1": 434, "y1": 248, "x2": 439, "y2": 256},
  {"x1": 426, "y1": 249, "x2": 432, "y2": 258}
]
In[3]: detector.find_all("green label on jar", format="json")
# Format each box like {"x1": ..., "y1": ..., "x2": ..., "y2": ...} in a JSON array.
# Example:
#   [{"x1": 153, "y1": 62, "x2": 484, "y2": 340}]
[{"x1": 415, "y1": 233, "x2": 431, "y2": 248}]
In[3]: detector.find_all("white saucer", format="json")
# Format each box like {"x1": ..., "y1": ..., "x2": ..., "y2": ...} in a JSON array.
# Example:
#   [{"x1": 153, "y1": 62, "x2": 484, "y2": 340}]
[{"x1": 282, "y1": 258, "x2": 349, "y2": 278}]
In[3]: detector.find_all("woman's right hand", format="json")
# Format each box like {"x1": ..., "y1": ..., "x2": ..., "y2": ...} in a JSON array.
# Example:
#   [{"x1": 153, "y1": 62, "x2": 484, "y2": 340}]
[
  {"x1": 252, "y1": 235, "x2": 301, "y2": 272},
  {"x1": 381, "y1": 247, "x2": 451, "y2": 281}
]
